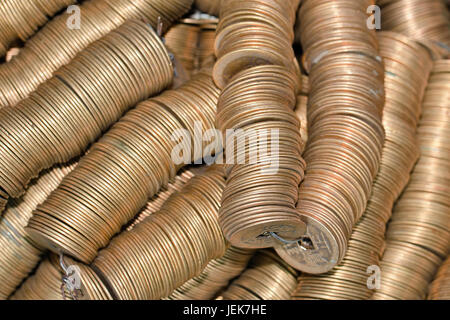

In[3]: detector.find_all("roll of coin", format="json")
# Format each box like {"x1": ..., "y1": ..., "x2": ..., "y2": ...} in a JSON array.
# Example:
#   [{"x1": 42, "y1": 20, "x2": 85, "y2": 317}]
[
  {"x1": 372, "y1": 60, "x2": 450, "y2": 300},
  {"x1": 378, "y1": 0, "x2": 450, "y2": 56},
  {"x1": 11, "y1": 254, "x2": 113, "y2": 300},
  {"x1": 0, "y1": 20, "x2": 174, "y2": 203},
  {"x1": 0, "y1": 0, "x2": 75, "y2": 58},
  {"x1": 216, "y1": 65, "x2": 307, "y2": 249},
  {"x1": 275, "y1": 0, "x2": 385, "y2": 274},
  {"x1": 220, "y1": 250, "x2": 298, "y2": 300},
  {"x1": 27, "y1": 72, "x2": 220, "y2": 263},
  {"x1": 167, "y1": 246, "x2": 254, "y2": 300},
  {"x1": 0, "y1": 162, "x2": 76, "y2": 300},
  {"x1": 213, "y1": 0, "x2": 301, "y2": 89},
  {"x1": 0, "y1": 0, "x2": 193, "y2": 108},
  {"x1": 428, "y1": 255, "x2": 450, "y2": 300},
  {"x1": 92, "y1": 166, "x2": 227, "y2": 300}
]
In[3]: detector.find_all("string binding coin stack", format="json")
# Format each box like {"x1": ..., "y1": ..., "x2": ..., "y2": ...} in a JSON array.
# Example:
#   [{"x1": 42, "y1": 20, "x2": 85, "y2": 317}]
[
  {"x1": 0, "y1": 19, "x2": 173, "y2": 206},
  {"x1": 167, "y1": 246, "x2": 254, "y2": 300},
  {"x1": 92, "y1": 166, "x2": 228, "y2": 300},
  {"x1": 0, "y1": 162, "x2": 76, "y2": 299},
  {"x1": 0, "y1": 0, "x2": 75, "y2": 58},
  {"x1": 11, "y1": 254, "x2": 113, "y2": 300},
  {"x1": 372, "y1": 60, "x2": 450, "y2": 300},
  {"x1": 428, "y1": 256, "x2": 450, "y2": 300},
  {"x1": 0, "y1": 0, "x2": 193, "y2": 108},
  {"x1": 292, "y1": 31, "x2": 433, "y2": 300},
  {"x1": 27, "y1": 71, "x2": 220, "y2": 263},
  {"x1": 275, "y1": 0, "x2": 385, "y2": 274},
  {"x1": 219, "y1": 250, "x2": 298, "y2": 300}
]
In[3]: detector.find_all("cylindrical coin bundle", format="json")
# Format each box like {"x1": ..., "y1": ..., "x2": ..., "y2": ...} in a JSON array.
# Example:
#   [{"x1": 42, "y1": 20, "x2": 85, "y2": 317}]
[
  {"x1": 0, "y1": 162, "x2": 76, "y2": 300},
  {"x1": 298, "y1": 0, "x2": 379, "y2": 73},
  {"x1": 220, "y1": 250, "x2": 298, "y2": 300},
  {"x1": 293, "y1": 32, "x2": 434, "y2": 300},
  {"x1": 195, "y1": 0, "x2": 222, "y2": 16},
  {"x1": 0, "y1": 0, "x2": 75, "y2": 58},
  {"x1": 428, "y1": 256, "x2": 450, "y2": 300},
  {"x1": 372, "y1": 60, "x2": 450, "y2": 300},
  {"x1": 27, "y1": 72, "x2": 220, "y2": 263},
  {"x1": 92, "y1": 166, "x2": 228, "y2": 300},
  {"x1": 126, "y1": 170, "x2": 195, "y2": 230},
  {"x1": 378, "y1": 0, "x2": 450, "y2": 54},
  {"x1": 11, "y1": 254, "x2": 113, "y2": 300},
  {"x1": 276, "y1": 52, "x2": 385, "y2": 274},
  {"x1": 216, "y1": 65, "x2": 307, "y2": 249},
  {"x1": 0, "y1": 19, "x2": 174, "y2": 203},
  {"x1": 167, "y1": 246, "x2": 254, "y2": 300},
  {"x1": 213, "y1": 0, "x2": 301, "y2": 89},
  {"x1": 0, "y1": 0, "x2": 193, "y2": 108},
  {"x1": 275, "y1": 0, "x2": 385, "y2": 274}
]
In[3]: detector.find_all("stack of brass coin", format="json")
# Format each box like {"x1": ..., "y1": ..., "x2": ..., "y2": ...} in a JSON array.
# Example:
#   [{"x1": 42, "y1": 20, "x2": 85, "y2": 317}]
[
  {"x1": 213, "y1": 0, "x2": 301, "y2": 89},
  {"x1": 370, "y1": 32, "x2": 433, "y2": 225},
  {"x1": 293, "y1": 212, "x2": 384, "y2": 300},
  {"x1": 0, "y1": 0, "x2": 74, "y2": 58},
  {"x1": 0, "y1": 0, "x2": 193, "y2": 108},
  {"x1": 298, "y1": 0, "x2": 379, "y2": 73},
  {"x1": 275, "y1": 0, "x2": 385, "y2": 274},
  {"x1": 127, "y1": 170, "x2": 195, "y2": 230},
  {"x1": 0, "y1": 162, "x2": 76, "y2": 300},
  {"x1": 195, "y1": 0, "x2": 222, "y2": 16},
  {"x1": 27, "y1": 72, "x2": 220, "y2": 264},
  {"x1": 294, "y1": 33, "x2": 433, "y2": 299},
  {"x1": 165, "y1": 22, "x2": 201, "y2": 76},
  {"x1": 92, "y1": 166, "x2": 228, "y2": 300},
  {"x1": 428, "y1": 256, "x2": 450, "y2": 300},
  {"x1": 220, "y1": 250, "x2": 298, "y2": 300},
  {"x1": 216, "y1": 65, "x2": 307, "y2": 249},
  {"x1": 167, "y1": 246, "x2": 254, "y2": 300},
  {"x1": 372, "y1": 60, "x2": 450, "y2": 300},
  {"x1": 0, "y1": 20, "x2": 173, "y2": 204},
  {"x1": 11, "y1": 254, "x2": 113, "y2": 300},
  {"x1": 378, "y1": 0, "x2": 450, "y2": 53}
]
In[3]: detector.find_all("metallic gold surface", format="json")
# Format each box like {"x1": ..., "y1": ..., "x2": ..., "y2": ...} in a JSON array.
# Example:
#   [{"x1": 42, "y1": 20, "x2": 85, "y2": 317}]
[
  {"x1": 0, "y1": 20, "x2": 174, "y2": 202},
  {"x1": 372, "y1": 60, "x2": 450, "y2": 300},
  {"x1": 275, "y1": 0, "x2": 385, "y2": 274},
  {"x1": 11, "y1": 254, "x2": 113, "y2": 300},
  {"x1": 0, "y1": 0, "x2": 193, "y2": 108},
  {"x1": 27, "y1": 72, "x2": 220, "y2": 263},
  {"x1": 93, "y1": 166, "x2": 227, "y2": 300},
  {"x1": 0, "y1": 162, "x2": 76, "y2": 300},
  {"x1": 167, "y1": 246, "x2": 254, "y2": 300},
  {"x1": 428, "y1": 256, "x2": 450, "y2": 300},
  {"x1": 0, "y1": 0, "x2": 75, "y2": 58},
  {"x1": 220, "y1": 250, "x2": 298, "y2": 300},
  {"x1": 378, "y1": 0, "x2": 450, "y2": 56},
  {"x1": 216, "y1": 65, "x2": 307, "y2": 249}
]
